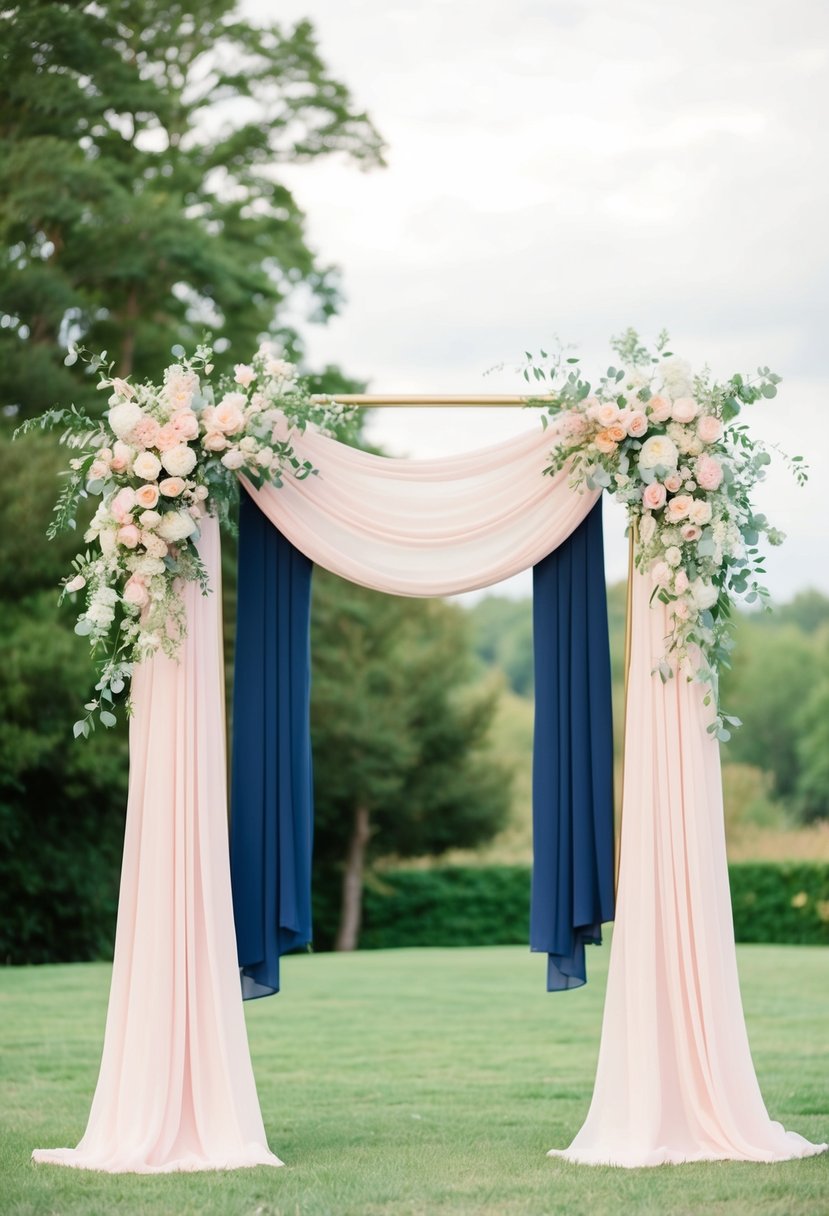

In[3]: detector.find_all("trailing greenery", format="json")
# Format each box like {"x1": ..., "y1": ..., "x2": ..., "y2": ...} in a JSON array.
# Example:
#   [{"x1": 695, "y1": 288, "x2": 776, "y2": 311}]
[{"x1": 345, "y1": 864, "x2": 829, "y2": 951}]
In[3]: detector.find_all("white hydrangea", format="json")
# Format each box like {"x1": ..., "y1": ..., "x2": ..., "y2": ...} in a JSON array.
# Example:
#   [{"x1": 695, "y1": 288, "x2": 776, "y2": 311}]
[
  {"x1": 157, "y1": 511, "x2": 197, "y2": 543},
  {"x1": 108, "y1": 401, "x2": 144, "y2": 440}
]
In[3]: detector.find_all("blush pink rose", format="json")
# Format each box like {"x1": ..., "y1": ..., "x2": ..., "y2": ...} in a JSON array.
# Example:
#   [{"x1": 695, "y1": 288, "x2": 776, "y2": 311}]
[
  {"x1": 172, "y1": 410, "x2": 199, "y2": 441},
  {"x1": 671, "y1": 396, "x2": 699, "y2": 423},
  {"x1": 674, "y1": 569, "x2": 690, "y2": 594},
  {"x1": 155, "y1": 424, "x2": 181, "y2": 452},
  {"x1": 626, "y1": 411, "x2": 648, "y2": 438},
  {"x1": 664, "y1": 472, "x2": 682, "y2": 493},
  {"x1": 88, "y1": 459, "x2": 109, "y2": 481},
  {"x1": 123, "y1": 575, "x2": 149, "y2": 608},
  {"x1": 642, "y1": 481, "x2": 667, "y2": 510},
  {"x1": 647, "y1": 395, "x2": 672, "y2": 423},
  {"x1": 203, "y1": 430, "x2": 228, "y2": 451},
  {"x1": 696, "y1": 454, "x2": 724, "y2": 491},
  {"x1": 562, "y1": 410, "x2": 587, "y2": 437},
  {"x1": 234, "y1": 363, "x2": 255, "y2": 387},
  {"x1": 110, "y1": 440, "x2": 133, "y2": 473},
  {"x1": 666, "y1": 493, "x2": 694, "y2": 521},
  {"x1": 159, "y1": 477, "x2": 186, "y2": 497},
  {"x1": 110, "y1": 487, "x2": 136, "y2": 522},
  {"x1": 135, "y1": 484, "x2": 160, "y2": 509},
  {"x1": 117, "y1": 523, "x2": 140, "y2": 549},
  {"x1": 681, "y1": 523, "x2": 702, "y2": 542},
  {"x1": 650, "y1": 560, "x2": 671, "y2": 588},
  {"x1": 132, "y1": 416, "x2": 161, "y2": 449},
  {"x1": 697, "y1": 414, "x2": 723, "y2": 444}
]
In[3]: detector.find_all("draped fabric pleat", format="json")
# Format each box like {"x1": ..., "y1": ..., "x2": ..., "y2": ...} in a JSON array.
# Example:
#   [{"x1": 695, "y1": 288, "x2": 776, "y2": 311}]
[
  {"x1": 231, "y1": 489, "x2": 314, "y2": 999},
  {"x1": 549, "y1": 570, "x2": 827, "y2": 1166},
  {"x1": 32, "y1": 516, "x2": 282, "y2": 1173},
  {"x1": 531, "y1": 501, "x2": 615, "y2": 990}
]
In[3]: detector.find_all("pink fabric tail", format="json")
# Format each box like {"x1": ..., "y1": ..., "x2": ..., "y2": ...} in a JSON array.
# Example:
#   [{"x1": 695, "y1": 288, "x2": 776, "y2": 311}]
[
  {"x1": 32, "y1": 516, "x2": 282, "y2": 1173},
  {"x1": 550, "y1": 569, "x2": 827, "y2": 1167}
]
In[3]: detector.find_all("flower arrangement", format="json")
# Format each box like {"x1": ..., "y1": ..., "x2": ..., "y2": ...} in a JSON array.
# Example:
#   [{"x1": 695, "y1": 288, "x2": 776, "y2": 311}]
[
  {"x1": 526, "y1": 329, "x2": 806, "y2": 741},
  {"x1": 15, "y1": 343, "x2": 354, "y2": 737}
]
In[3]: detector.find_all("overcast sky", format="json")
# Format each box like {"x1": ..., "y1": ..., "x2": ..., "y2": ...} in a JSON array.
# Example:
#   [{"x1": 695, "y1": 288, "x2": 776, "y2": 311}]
[{"x1": 246, "y1": 0, "x2": 828, "y2": 601}]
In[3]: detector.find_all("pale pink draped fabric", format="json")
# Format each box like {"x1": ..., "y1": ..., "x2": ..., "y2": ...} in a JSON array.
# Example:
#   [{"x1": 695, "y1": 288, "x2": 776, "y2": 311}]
[
  {"x1": 245, "y1": 417, "x2": 600, "y2": 596},
  {"x1": 33, "y1": 517, "x2": 282, "y2": 1173},
  {"x1": 549, "y1": 570, "x2": 827, "y2": 1166}
]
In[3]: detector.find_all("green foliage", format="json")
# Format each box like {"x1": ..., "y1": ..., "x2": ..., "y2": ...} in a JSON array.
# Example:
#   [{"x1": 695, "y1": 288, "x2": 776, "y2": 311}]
[
  {"x1": 349, "y1": 863, "x2": 829, "y2": 950},
  {"x1": 309, "y1": 572, "x2": 513, "y2": 947},
  {"x1": 0, "y1": 0, "x2": 386, "y2": 416}
]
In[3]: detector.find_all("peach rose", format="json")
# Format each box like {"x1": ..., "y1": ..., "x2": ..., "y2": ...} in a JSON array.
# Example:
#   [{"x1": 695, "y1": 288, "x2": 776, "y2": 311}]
[
  {"x1": 642, "y1": 482, "x2": 667, "y2": 511},
  {"x1": 671, "y1": 396, "x2": 699, "y2": 423},
  {"x1": 117, "y1": 523, "x2": 140, "y2": 549},
  {"x1": 647, "y1": 395, "x2": 672, "y2": 423},
  {"x1": 626, "y1": 411, "x2": 648, "y2": 438},
  {"x1": 135, "y1": 484, "x2": 160, "y2": 509},
  {"x1": 172, "y1": 411, "x2": 199, "y2": 441},
  {"x1": 666, "y1": 493, "x2": 694, "y2": 522},
  {"x1": 213, "y1": 400, "x2": 246, "y2": 434},
  {"x1": 592, "y1": 403, "x2": 621, "y2": 429},
  {"x1": 594, "y1": 429, "x2": 618, "y2": 454},
  {"x1": 664, "y1": 472, "x2": 682, "y2": 493},
  {"x1": 159, "y1": 477, "x2": 186, "y2": 497},
  {"x1": 696, "y1": 454, "x2": 724, "y2": 491},
  {"x1": 697, "y1": 414, "x2": 723, "y2": 444},
  {"x1": 606, "y1": 424, "x2": 626, "y2": 443},
  {"x1": 203, "y1": 430, "x2": 228, "y2": 451},
  {"x1": 123, "y1": 575, "x2": 149, "y2": 608}
]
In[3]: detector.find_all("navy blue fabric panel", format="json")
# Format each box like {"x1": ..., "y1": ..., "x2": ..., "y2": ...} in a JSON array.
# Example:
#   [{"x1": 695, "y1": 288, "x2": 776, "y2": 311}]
[
  {"x1": 530, "y1": 500, "x2": 615, "y2": 990},
  {"x1": 230, "y1": 489, "x2": 314, "y2": 999}
]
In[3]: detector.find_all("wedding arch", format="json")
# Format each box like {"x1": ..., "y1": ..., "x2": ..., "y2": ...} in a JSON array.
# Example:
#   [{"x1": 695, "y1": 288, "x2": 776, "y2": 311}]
[{"x1": 29, "y1": 368, "x2": 825, "y2": 1173}]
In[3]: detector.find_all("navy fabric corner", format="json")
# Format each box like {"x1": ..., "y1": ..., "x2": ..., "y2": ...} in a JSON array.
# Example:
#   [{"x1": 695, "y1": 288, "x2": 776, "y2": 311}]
[
  {"x1": 230, "y1": 489, "x2": 314, "y2": 998},
  {"x1": 531, "y1": 500, "x2": 615, "y2": 990}
]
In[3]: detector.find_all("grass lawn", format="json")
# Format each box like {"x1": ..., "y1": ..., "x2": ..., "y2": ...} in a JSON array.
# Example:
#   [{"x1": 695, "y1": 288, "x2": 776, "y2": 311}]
[{"x1": 1, "y1": 942, "x2": 827, "y2": 1216}]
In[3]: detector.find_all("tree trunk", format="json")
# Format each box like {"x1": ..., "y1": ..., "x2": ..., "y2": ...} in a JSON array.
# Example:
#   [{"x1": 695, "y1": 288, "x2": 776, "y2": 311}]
[
  {"x1": 334, "y1": 804, "x2": 370, "y2": 952},
  {"x1": 118, "y1": 284, "x2": 139, "y2": 377}
]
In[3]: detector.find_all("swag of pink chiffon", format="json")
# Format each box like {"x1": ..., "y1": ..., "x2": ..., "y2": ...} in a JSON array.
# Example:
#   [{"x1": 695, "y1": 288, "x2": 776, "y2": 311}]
[
  {"x1": 32, "y1": 516, "x2": 283, "y2": 1173},
  {"x1": 548, "y1": 571, "x2": 826, "y2": 1167}
]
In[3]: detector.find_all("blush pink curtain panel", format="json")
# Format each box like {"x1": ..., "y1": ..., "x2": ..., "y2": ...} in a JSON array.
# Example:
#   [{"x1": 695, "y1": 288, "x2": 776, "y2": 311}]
[
  {"x1": 550, "y1": 572, "x2": 826, "y2": 1166},
  {"x1": 33, "y1": 517, "x2": 282, "y2": 1173}
]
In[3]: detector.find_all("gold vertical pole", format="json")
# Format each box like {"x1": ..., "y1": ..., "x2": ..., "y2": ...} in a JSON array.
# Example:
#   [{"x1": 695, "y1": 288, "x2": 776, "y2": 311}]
[{"x1": 616, "y1": 518, "x2": 637, "y2": 897}]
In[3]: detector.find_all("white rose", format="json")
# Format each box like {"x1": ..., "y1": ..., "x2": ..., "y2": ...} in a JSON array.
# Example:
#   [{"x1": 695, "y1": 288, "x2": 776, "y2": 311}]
[
  {"x1": 638, "y1": 434, "x2": 679, "y2": 471},
  {"x1": 256, "y1": 446, "x2": 274, "y2": 468},
  {"x1": 691, "y1": 578, "x2": 718, "y2": 610},
  {"x1": 161, "y1": 444, "x2": 198, "y2": 477},
  {"x1": 108, "y1": 401, "x2": 144, "y2": 440},
  {"x1": 221, "y1": 449, "x2": 245, "y2": 470},
  {"x1": 139, "y1": 509, "x2": 162, "y2": 528},
  {"x1": 157, "y1": 511, "x2": 197, "y2": 543},
  {"x1": 133, "y1": 450, "x2": 162, "y2": 481}
]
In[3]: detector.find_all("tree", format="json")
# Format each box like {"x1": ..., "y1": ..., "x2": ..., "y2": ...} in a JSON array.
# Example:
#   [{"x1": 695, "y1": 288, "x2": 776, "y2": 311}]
[
  {"x1": 310, "y1": 571, "x2": 513, "y2": 951},
  {"x1": 0, "y1": 1, "x2": 385, "y2": 416}
]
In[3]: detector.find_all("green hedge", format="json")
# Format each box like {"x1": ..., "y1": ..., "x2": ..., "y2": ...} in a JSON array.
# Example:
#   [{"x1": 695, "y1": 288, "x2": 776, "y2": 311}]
[{"x1": 355, "y1": 863, "x2": 829, "y2": 950}]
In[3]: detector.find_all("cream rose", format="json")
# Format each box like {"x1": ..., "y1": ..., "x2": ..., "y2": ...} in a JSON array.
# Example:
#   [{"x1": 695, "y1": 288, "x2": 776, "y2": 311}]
[
  {"x1": 688, "y1": 499, "x2": 712, "y2": 526},
  {"x1": 203, "y1": 430, "x2": 228, "y2": 451},
  {"x1": 139, "y1": 509, "x2": 162, "y2": 528},
  {"x1": 157, "y1": 511, "x2": 197, "y2": 543},
  {"x1": 221, "y1": 449, "x2": 246, "y2": 470},
  {"x1": 133, "y1": 451, "x2": 162, "y2": 481},
  {"x1": 638, "y1": 434, "x2": 679, "y2": 471},
  {"x1": 161, "y1": 444, "x2": 197, "y2": 477}
]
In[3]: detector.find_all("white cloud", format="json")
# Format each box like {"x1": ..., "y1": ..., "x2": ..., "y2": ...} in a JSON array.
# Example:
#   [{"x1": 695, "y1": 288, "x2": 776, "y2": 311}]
[{"x1": 244, "y1": 0, "x2": 829, "y2": 598}]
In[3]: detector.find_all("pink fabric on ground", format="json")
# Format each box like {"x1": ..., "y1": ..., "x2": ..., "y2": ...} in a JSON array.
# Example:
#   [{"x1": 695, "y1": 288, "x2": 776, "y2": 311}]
[
  {"x1": 32, "y1": 517, "x2": 282, "y2": 1173},
  {"x1": 549, "y1": 570, "x2": 827, "y2": 1166},
  {"x1": 245, "y1": 418, "x2": 600, "y2": 595}
]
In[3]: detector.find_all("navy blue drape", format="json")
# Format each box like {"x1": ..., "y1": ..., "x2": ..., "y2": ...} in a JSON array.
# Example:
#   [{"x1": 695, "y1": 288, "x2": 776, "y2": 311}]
[
  {"x1": 531, "y1": 499, "x2": 615, "y2": 990},
  {"x1": 230, "y1": 489, "x2": 314, "y2": 999}
]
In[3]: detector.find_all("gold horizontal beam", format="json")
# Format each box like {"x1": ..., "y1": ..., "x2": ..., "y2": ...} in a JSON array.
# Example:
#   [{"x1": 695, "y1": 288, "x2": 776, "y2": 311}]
[{"x1": 310, "y1": 393, "x2": 554, "y2": 409}]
